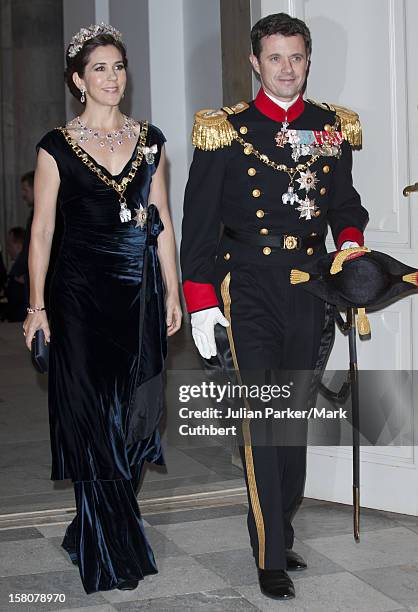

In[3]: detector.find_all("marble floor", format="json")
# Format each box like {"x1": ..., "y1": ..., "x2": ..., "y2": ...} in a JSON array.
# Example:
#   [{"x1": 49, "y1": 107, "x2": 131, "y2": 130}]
[
  {"x1": 1, "y1": 322, "x2": 418, "y2": 610},
  {"x1": 1, "y1": 499, "x2": 418, "y2": 611}
]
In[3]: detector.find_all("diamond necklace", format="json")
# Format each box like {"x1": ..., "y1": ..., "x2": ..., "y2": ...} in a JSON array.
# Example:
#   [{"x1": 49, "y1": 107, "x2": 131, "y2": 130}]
[{"x1": 73, "y1": 114, "x2": 137, "y2": 153}]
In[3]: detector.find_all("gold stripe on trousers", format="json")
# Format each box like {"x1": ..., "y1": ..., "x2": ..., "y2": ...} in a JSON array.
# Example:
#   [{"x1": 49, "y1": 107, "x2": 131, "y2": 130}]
[{"x1": 220, "y1": 271, "x2": 266, "y2": 569}]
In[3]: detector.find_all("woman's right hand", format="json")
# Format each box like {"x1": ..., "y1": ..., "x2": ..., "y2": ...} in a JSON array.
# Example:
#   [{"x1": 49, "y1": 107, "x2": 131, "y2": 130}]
[{"x1": 23, "y1": 310, "x2": 51, "y2": 350}]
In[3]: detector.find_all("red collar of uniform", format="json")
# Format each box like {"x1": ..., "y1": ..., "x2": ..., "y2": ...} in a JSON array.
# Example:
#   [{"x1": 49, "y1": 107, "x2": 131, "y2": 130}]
[{"x1": 254, "y1": 88, "x2": 304, "y2": 123}]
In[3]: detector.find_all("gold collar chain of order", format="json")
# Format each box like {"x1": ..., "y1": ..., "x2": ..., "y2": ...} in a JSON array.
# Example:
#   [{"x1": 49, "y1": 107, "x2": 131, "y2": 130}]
[
  {"x1": 233, "y1": 132, "x2": 320, "y2": 181},
  {"x1": 59, "y1": 120, "x2": 149, "y2": 199}
]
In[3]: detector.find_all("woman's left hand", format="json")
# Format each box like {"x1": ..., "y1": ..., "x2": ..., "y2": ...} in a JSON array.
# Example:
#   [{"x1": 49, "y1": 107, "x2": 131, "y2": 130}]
[{"x1": 165, "y1": 293, "x2": 182, "y2": 336}]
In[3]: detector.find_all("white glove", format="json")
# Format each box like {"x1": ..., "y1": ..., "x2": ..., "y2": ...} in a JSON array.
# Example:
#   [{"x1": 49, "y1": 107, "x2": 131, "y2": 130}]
[
  {"x1": 191, "y1": 307, "x2": 229, "y2": 359},
  {"x1": 340, "y1": 241, "x2": 360, "y2": 250}
]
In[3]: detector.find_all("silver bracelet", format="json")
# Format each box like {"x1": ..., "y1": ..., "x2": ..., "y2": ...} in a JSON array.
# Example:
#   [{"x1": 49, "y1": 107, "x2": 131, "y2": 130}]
[{"x1": 27, "y1": 306, "x2": 46, "y2": 314}]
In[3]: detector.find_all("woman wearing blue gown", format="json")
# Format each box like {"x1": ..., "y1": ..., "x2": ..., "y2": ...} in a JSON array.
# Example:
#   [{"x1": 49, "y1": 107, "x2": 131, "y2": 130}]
[{"x1": 22, "y1": 23, "x2": 182, "y2": 594}]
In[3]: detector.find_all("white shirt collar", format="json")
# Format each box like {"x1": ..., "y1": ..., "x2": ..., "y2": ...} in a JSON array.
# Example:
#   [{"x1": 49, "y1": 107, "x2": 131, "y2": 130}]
[{"x1": 264, "y1": 90, "x2": 300, "y2": 111}]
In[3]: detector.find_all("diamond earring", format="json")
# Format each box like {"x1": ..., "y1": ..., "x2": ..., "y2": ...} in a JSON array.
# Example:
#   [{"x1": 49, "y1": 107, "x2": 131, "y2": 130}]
[{"x1": 80, "y1": 88, "x2": 86, "y2": 103}]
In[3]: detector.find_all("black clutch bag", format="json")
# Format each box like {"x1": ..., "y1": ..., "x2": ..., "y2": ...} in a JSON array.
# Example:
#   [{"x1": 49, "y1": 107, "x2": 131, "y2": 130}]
[{"x1": 31, "y1": 329, "x2": 49, "y2": 374}]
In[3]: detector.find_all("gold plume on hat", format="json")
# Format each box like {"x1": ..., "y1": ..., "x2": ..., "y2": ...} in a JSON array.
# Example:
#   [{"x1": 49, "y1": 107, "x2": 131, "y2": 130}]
[
  {"x1": 402, "y1": 272, "x2": 418, "y2": 286},
  {"x1": 290, "y1": 270, "x2": 310, "y2": 285},
  {"x1": 330, "y1": 247, "x2": 371, "y2": 275}
]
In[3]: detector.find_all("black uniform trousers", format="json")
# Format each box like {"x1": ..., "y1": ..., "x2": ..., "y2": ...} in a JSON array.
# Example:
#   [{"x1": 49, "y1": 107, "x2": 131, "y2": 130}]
[{"x1": 216, "y1": 260, "x2": 325, "y2": 570}]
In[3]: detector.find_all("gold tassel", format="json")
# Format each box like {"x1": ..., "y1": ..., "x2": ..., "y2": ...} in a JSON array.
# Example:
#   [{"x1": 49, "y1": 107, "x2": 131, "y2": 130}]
[
  {"x1": 308, "y1": 99, "x2": 362, "y2": 148},
  {"x1": 192, "y1": 108, "x2": 237, "y2": 151},
  {"x1": 357, "y1": 308, "x2": 371, "y2": 337},
  {"x1": 402, "y1": 272, "x2": 418, "y2": 286},
  {"x1": 330, "y1": 247, "x2": 370, "y2": 275},
  {"x1": 290, "y1": 270, "x2": 310, "y2": 285},
  {"x1": 330, "y1": 104, "x2": 362, "y2": 148}
]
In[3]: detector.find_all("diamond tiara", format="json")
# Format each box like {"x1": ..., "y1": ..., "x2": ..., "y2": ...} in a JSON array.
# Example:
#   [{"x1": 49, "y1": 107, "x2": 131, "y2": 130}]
[{"x1": 67, "y1": 22, "x2": 123, "y2": 59}]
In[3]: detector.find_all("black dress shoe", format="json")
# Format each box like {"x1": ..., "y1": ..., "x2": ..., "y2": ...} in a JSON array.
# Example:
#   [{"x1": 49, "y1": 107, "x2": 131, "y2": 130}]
[
  {"x1": 286, "y1": 548, "x2": 307, "y2": 571},
  {"x1": 117, "y1": 580, "x2": 139, "y2": 590},
  {"x1": 258, "y1": 569, "x2": 295, "y2": 600}
]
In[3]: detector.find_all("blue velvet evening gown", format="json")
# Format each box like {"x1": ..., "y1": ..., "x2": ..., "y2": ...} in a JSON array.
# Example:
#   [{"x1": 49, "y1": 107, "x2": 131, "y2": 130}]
[{"x1": 36, "y1": 122, "x2": 167, "y2": 594}]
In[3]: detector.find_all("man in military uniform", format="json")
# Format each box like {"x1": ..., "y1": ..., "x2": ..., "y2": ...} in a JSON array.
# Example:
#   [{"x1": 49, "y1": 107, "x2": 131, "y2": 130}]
[{"x1": 180, "y1": 13, "x2": 368, "y2": 600}]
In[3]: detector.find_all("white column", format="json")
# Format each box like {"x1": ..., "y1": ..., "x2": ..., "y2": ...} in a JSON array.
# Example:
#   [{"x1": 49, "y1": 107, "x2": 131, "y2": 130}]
[
  {"x1": 148, "y1": 0, "x2": 189, "y2": 249},
  {"x1": 258, "y1": 0, "x2": 291, "y2": 17},
  {"x1": 63, "y1": 0, "x2": 95, "y2": 120},
  {"x1": 94, "y1": 0, "x2": 110, "y2": 23},
  {"x1": 252, "y1": 0, "x2": 305, "y2": 19},
  {"x1": 148, "y1": 0, "x2": 222, "y2": 247},
  {"x1": 109, "y1": 0, "x2": 151, "y2": 121},
  {"x1": 183, "y1": 0, "x2": 222, "y2": 162},
  {"x1": 287, "y1": 0, "x2": 306, "y2": 17}
]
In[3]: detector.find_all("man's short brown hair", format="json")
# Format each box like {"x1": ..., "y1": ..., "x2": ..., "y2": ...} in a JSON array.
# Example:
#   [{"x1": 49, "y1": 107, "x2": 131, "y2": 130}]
[{"x1": 251, "y1": 12, "x2": 312, "y2": 59}]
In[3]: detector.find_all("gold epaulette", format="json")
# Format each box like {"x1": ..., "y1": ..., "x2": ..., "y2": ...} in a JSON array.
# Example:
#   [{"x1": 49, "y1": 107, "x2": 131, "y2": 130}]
[
  {"x1": 192, "y1": 101, "x2": 249, "y2": 151},
  {"x1": 308, "y1": 99, "x2": 362, "y2": 148}
]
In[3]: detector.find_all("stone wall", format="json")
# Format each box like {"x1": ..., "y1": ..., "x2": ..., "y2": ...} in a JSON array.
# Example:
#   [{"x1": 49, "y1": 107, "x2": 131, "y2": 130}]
[{"x1": 0, "y1": 0, "x2": 65, "y2": 253}]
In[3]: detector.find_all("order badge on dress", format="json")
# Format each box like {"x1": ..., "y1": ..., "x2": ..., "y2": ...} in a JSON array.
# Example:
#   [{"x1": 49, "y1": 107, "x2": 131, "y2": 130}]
[
  {"x1": 133, "y1": 204, "x2": 147, "y2": 229},
  {"x1": 142, "y1": 144, "x2": 158, "y2": 165}
]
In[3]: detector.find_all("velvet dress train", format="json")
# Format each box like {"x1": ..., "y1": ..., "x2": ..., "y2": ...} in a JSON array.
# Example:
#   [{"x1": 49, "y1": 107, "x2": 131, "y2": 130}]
[{"x1": 37, "y1": 123, "x2": 167, "y2": 594}]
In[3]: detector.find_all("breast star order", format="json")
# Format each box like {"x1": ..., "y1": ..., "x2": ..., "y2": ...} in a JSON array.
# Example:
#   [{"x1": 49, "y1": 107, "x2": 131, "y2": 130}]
[
  {"x1": 296, "y1": 196, "x2": 318, "y2": 221},
  {"x1": 133, "y1": 203, "x2": 147, "y2": 229},
  {"x1": 296, "y1": 169, "x2": 319, "y2": 193}
]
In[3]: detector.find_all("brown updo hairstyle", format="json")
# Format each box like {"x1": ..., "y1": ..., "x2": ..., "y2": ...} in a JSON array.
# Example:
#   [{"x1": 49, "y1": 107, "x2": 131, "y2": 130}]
[{"x1": 64, "y1": 33, "x2": 128, "y2": 102}]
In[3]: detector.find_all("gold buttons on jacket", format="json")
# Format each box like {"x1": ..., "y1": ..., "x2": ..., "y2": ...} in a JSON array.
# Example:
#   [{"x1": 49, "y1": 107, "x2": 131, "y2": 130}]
[
  {"x1": 248, "y1": 167, "x2": 256, "y2": 176},
  {"x1": 252, "y1": 188, "x2": 261, "y2": 198},
  {"x1": 315, "y1": 210, "x2": 321, "y2": 217},
  {"x1": 224, "y1": 252, "x2": 231, "y2": 261},
  {"x1": 320, "y1": 187, "x2": 326, "y2": 195},
  {"x1": 307, "y1": 248, "x2": 314, "y2": 256},
  {"x1": 324, "y1": 124, "x2": 332, "y2": 132},
  {"x1": 244, "y1": 145, "x2": 253, "y2": 155},
  {"x1": 239, "y1": 126, "x2": 248, "y2": 134},
  {"x1": 263, "y1": 247, "x2": 271, "y2": 256},
  {"x1": 256, "y1": 209, "x2": 265, "y2": 218},
  {"x1": 323, "y1": 165, "x2": 330, "y2": 173},
  {"x1": 259, "y1": 228, "x2": 269, "y2": 235}
]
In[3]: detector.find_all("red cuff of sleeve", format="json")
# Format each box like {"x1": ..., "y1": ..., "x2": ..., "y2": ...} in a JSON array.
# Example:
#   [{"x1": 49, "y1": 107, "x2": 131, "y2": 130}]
[
  {"x1": 183, "y1": 281, "x2": 219, "y2": 313},
  {"x1": 337, "y1": 227, "x2": 364, "y2": 250}
]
